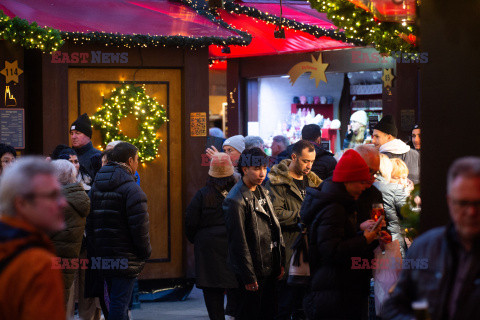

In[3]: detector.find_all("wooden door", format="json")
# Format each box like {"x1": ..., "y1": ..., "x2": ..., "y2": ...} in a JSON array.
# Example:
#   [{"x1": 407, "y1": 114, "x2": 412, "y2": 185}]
[{"x1": 68, "y1": 68, "x2": 183, "y2": 279}]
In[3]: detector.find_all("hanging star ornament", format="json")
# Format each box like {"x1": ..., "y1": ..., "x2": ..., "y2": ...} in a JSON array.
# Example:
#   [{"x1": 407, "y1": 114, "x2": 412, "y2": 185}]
[
  {"x1": 382, "y1": 68, "x2": 394, "y2": 88},
  {"x1": 0, "y1": 60, "x2": 24, "y2": 84},
  {"x1": 288, "y1": 54, "x2": 329, "y2": 87}
]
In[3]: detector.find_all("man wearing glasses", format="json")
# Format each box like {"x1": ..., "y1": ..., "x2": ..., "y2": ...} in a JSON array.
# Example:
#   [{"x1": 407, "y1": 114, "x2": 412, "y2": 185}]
[
  {"x1": 0, "y1": 157, "x2": 67, "y2": 319},
  {"x1": 382, "y1": 156, "x2": 480, "y2": 319}
]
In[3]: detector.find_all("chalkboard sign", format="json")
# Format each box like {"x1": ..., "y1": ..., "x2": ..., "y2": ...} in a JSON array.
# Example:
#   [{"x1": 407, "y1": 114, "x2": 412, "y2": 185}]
[{"x1": 0, "y1": 108, "x2": 25, "y2": 149}]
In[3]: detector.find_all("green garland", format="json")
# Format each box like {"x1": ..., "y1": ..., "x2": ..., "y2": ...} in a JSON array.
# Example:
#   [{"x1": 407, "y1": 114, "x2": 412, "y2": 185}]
[
  {"x1": 91, "y1": 84, "x2": 168, "y2": 162},
  {"x1": 63, "y1": 1, "x2": 251, "y2": 48},
  {"x1": 0, "y1": 11, "x2": 63, "y2": 53},
  {"x1": 222, "y1": 0, "x2": 363, "y2": 46},
  {"x1": 62, "y1": 31, "x2": 249, "y2": 48},
  {"x1": 309, "y1": 0, "x2": 417, "y2": 53}
]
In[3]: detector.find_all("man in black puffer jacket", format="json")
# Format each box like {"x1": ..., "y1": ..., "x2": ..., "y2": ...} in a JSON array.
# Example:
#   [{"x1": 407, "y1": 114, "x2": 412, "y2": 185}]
[
  {"x1": 87, "y1": 142, "x2": 151, "y2": 320},
  {"x1": 277, "y1": 124, "x2": 337, "y2": 180}
]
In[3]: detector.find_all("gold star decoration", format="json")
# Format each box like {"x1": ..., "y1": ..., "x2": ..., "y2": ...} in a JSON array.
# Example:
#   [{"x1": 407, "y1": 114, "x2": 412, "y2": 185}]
[
  {"x1": 0, "y1": 60, "x2": 24, "y2": 84},
  {"x1": 382, "y1": 68, "x2": 394, "y2": 88},
  {"x1": 288, "y1": 54, "x2": 329, "y2": 87}
]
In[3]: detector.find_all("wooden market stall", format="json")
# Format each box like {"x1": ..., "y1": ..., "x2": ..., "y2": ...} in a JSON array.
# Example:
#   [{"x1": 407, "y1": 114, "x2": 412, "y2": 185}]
[{"x1": 0, "y1": 0, "x2": 248, "y2": 282}]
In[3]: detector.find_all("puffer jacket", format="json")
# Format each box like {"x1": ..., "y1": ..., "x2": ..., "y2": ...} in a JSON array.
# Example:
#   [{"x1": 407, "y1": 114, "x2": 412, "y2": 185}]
[
  {"x1": 277, "y1": 143, "x2": 337, "y2": 180},
  {"x1": 300, "y1": 181, "x2": 378, "y2": 319},
  {"x1": 373, "y1": 176, "x2": 408, "y2": 257},
  {"x1": 223, "y1": 180, "x2": 284, "y2": 285},
  {"x1": 50, "y1": 182, "x2": 90, "y2": 300},
  {"x1": 265, "y1": 159, "x2": 321, "y2": 274},
  {"x1": 87, "y1": 162, "x2": 151, "y2": 278},
  {"x1": 381, "y1": 224, "x2": 480, "y2": 320}
]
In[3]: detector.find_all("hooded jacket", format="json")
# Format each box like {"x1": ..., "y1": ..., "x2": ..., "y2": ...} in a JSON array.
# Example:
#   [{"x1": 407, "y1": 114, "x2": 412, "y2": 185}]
[
  {"x1": 0, "y1": 216, "x2": 65, "y2": 320},
  {"x1": 87, "y1": 162, "x2": 151, "y2": 278},
  {"x1": 50, "y1": 182, "x2": 90, "y2": 300},
  {"x1": 223, "y1": 180, "x2": 284, "y2": 285},
  {"x1": 300, "y1": 181, "x2": 378, "y2": 319},
  {"x1": 266, "y1": 159, "x2": 321, "y2": 274},
  {"x1": 379, "y1": 139, "x2": 420, "y2": 184},
  {"x1": 277, "y1": 143, "x2": 337, "y2": 180}
]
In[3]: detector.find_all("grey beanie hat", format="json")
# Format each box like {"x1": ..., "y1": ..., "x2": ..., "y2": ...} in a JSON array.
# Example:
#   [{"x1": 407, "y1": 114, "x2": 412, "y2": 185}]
[{"x1": 222, "y1": 135, "x2": 245, "y2": 153}]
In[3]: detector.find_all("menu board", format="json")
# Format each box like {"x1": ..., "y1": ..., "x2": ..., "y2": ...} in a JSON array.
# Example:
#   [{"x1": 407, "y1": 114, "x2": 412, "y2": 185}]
[{"x1": 0, "y1": 108, "x2": 25, "y2": 149}]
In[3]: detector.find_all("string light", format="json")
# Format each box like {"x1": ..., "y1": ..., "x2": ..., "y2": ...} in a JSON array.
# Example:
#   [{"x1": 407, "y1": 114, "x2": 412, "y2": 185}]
[
  {"x1": 91, "y1": 84, "x2": 168, "y2": 162},
  {"x1": 222, "y1": 0, "x2": 363, "y2": 46},
  {"x1": 0, "y1": 11, "x2": 63, "y2": 53},
  {"x1": 307, "y1": 0, "x2": 418, "y2": 54}
]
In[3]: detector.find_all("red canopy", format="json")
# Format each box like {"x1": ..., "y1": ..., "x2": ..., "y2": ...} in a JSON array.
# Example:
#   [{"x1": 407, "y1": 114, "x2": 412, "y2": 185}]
[
  {"x1": 209, "y1": 2, "x2": 353, "y2": 59},
  {"x1": 0, "y1": 0, "x2": 240, "y2": 39}
]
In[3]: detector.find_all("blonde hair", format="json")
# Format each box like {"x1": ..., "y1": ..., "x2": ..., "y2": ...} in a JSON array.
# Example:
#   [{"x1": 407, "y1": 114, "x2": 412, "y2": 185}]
[
  {"x1": 378, "y1": 153, "x2": 393, "y2": 182},
  {"x1": 390, "y1": 158, "x2": 409, "y2": 180}
]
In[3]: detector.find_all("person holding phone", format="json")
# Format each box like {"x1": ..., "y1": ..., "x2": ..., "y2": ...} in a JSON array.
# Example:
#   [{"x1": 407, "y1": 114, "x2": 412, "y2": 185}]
[{"x1": 300, "y1": 149, "x2": 390, "y2": 320}]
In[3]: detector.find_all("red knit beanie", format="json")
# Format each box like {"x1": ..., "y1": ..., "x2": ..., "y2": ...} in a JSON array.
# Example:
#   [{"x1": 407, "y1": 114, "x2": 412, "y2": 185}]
[{"x1": 333, "y1": 149, "x2": 371, "y2": 182}]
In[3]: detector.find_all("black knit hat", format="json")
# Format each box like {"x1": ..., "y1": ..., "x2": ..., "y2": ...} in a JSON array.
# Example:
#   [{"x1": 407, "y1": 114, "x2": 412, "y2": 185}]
[
  {"x1": 70, "y1": 113, "x2": 92, "y2": 138},
  {"x1": 374, "y1": 115, "x2": 397, "y2": 138}
]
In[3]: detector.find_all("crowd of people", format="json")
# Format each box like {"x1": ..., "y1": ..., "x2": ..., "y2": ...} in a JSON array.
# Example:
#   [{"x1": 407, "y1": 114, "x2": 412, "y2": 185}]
[
  {"x1": 2, "y1": 111, "x2": 479, "y2": 320},
  {"x1": 0, "y1": 113, "x2": 151, "y2": 320},
  {"x1": 190, "y1": 115, "x2": 478, "y2": 320},
  {"x1": 187, "y1": 115, "x2": 425, "y2": 320}
]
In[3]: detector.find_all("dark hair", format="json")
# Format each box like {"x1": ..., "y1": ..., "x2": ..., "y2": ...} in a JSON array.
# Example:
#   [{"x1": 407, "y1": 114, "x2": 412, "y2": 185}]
[
  {"x1": 301, "y1": 124, "x2": 321, "y2": 141},
  {"x1": 50, "y1": 144, "x2": 70, "y2": 160},
  {"x1": 110, "y1": 142, "x2": 138, "y2": 164},
  {"x1": 207, "y1": 175, "x2": 236, "y2": 192},
  {"x1": 0, "y1": 143, "x2": 16, "y2": 160},
  {"x1": 57, "y1": 147, "x2": 77, "y2": 161},
  {"x1": 237, "y1": 147, "x2": 268, "y2": 177},
  {"x1": 292, "y1": 140, "x2": 315, "y2": 156},
  {"x1": 101, "y1": 149, "x2": 114, "y2": 163}
]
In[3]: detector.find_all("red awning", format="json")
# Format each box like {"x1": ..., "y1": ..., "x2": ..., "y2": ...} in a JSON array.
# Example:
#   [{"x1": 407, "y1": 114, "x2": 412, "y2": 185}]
[
  {"x1": 0, "y1": 0, "x2": 240, "y2": 39},
  {"x1": 209, "y1": 2, "x2": 353, "y2": 59}
]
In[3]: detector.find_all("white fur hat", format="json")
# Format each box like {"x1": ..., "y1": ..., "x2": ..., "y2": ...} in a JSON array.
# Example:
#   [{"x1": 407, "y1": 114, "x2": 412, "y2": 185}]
[{"x1": 350, "y1": 110, "x2": 368, "y2": 126}]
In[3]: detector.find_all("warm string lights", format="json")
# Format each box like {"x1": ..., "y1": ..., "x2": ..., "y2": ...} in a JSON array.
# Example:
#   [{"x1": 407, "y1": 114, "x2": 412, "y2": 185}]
[
  {"x1": 222, "y1": 0, "x2": 363, "y2": 46},
  {"x1": 0, "y1": 11, "x2": 63, "y2": 53},
  {"x1": 91, "y1": 84, "x2": 168, "y2": 162},
  {"x1": 62, "y1": 30, "x2": 250, "y2": 49},
  {"x1": 309, "y1": 0, "x2": 418, "y2": 53}
]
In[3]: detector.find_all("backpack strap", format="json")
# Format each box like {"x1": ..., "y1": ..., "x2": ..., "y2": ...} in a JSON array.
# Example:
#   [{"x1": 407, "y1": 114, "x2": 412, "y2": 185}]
[{"x1": 0, "y1": 242, "x2": 44, "y2": 274}]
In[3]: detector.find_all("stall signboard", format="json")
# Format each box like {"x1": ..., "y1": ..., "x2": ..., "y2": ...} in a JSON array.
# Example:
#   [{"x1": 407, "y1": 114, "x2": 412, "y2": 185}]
[
  {"x1": 190, "y1": 112, "x2": 207, "y2": 137},
  {"x1": 0, "y1": 108, "x2": 25, "y2": 149}
]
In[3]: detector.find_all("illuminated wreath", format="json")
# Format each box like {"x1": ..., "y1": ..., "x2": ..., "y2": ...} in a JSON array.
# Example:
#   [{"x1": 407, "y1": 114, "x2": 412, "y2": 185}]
[{"x1": 91, "y1": 84, "x2": 168, "y2": 162}]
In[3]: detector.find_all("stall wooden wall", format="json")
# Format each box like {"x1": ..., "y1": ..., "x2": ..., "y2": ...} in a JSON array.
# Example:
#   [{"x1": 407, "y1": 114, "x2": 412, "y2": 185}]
[{"x1": 35, "y1": 45, "x2": 210, "y2": 280}]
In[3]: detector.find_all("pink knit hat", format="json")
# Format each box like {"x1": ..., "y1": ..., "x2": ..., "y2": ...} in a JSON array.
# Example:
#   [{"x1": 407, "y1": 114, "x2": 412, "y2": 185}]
[{"x1": 209, "y1": 153, "x2": 234, "y2": 178}]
